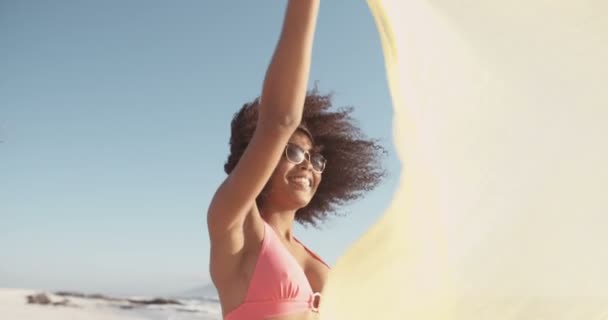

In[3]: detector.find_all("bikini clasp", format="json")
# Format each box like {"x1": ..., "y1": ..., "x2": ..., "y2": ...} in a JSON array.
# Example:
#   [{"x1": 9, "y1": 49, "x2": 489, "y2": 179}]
[{"x1": 310, "y1": 292, "x2": 322, "y2": 312}]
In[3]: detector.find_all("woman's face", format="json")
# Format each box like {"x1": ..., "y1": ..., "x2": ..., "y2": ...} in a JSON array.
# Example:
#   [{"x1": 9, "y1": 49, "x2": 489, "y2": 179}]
[{"x1": 263, "y1": 130, "x2": 323, "y2": 210}]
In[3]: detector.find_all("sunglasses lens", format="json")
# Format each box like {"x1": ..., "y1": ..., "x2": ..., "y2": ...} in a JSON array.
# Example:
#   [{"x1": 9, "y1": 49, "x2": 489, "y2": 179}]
[
  {"x1": 286, "y1": 144, "x2": 305, "y2": 163},
  {"x1": 285, "y1": 144, "x2": 326, "y2": 173},
  {"x1": 311, "y1": 154, "x2": 326, "y2": 172}
]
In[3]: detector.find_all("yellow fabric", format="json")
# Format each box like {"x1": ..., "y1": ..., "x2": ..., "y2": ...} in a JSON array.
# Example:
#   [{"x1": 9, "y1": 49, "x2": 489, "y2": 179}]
[{"x1": 321, "y1": 1, "x2": 608, "y2": 318}]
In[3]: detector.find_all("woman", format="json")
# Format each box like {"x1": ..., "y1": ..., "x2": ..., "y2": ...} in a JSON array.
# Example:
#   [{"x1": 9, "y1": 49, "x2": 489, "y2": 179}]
[{"x1": 207, "y1": 1, "x2": 386, "y2": 319}]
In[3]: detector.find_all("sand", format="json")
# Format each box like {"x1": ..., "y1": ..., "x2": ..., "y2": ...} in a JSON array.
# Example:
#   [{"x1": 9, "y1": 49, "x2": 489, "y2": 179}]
[{"x1": 0, "y1": 288, "x2": 148, "y2": 320}]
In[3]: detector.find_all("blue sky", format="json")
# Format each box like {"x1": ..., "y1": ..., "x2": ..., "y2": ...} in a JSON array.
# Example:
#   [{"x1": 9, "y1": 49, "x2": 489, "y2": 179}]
[{"x1": 1, "y1": 1, "x2": 400, "y2": 296}]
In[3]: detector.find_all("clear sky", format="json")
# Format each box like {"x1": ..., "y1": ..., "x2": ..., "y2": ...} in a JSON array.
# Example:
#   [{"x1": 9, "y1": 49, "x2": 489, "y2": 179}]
[{"x1": 1, "y1": 1, "x2": 400, "y2": 296}]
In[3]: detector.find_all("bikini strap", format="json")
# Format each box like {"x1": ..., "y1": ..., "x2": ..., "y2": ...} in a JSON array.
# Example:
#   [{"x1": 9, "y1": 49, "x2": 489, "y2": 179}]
[{"x1": 294, "y1": 237, "x2": 330, "y2": 269}]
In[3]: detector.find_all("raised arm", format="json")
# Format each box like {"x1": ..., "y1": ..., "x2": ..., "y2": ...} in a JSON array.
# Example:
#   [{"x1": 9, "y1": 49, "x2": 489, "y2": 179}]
[{"x1": 207, "y1": 0, "x2": 320, "y2": 240}]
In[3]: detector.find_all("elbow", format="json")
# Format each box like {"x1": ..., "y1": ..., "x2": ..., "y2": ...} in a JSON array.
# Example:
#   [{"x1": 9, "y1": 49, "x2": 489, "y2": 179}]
[
  {"x1": 258, "y1": 105, "x2": 303, "y2": 131},
  {"x1": 273, "y1": 113, "x2": 302, "y2": 129},
  {"x1": 258, "y1": 88, "x2": 305, "y2": 129}
]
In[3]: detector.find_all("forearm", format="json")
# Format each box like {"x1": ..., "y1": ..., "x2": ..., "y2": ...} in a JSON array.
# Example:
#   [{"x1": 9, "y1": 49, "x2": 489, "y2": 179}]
[{"x1": 259, "y1": 0, "x2": 320, "y2": 127}]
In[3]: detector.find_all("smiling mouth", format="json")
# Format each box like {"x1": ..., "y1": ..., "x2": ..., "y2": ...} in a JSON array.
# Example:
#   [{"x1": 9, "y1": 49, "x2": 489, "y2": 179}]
[{"x1": 288, "y1": 176, "x2": 312, "y2": 189}]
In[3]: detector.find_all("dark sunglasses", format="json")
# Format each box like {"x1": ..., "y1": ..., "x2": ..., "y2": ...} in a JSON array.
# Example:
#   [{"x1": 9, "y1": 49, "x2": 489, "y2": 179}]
[{"x1": 284, "y1": 143, "x2": 327, "y2": 173}]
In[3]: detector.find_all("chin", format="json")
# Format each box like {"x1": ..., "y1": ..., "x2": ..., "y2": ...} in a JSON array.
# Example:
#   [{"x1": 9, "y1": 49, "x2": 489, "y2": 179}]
[{"x1": 289, "y1": 194, "x2": 312, "y2": 209}]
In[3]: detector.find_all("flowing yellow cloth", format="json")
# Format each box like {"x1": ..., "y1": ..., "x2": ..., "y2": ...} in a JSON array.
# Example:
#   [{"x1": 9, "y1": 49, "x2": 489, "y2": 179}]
[{"x1": 321, "y1": 1, "x2": 608, "y2": 318}]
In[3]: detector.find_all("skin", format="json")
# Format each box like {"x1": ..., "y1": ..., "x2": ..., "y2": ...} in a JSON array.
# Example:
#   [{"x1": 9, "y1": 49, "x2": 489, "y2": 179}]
[
  {"x1": 261, "y1": 131, "x2": 322, "y2": 217},
  {"x1": 207, "y1": 1, "x2": 328, "y2": 319},
  {"x1": 210, "y1": 131, "x2": 330, "y2": 320}
]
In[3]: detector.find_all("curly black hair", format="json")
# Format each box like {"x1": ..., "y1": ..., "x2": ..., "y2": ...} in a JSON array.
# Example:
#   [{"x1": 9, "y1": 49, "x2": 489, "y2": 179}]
[{"x1": 224, "y1": 86, "x2": 387, "y2": 227}]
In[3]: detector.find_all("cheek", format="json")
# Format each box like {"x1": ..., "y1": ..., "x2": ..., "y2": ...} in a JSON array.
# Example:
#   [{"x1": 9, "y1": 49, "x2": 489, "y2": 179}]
[
  {"x1": 271, "y1": 160, "x2": 293, "y2": 182},
  {"x1": 279, "y1": 159, "x2": 299, "y2": 174}
]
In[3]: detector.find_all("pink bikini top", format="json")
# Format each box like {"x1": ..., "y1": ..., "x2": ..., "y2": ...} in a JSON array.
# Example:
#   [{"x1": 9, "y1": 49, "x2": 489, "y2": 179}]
[{"x1": 224, "y1": 221, "x2": 330, "y2": 320}]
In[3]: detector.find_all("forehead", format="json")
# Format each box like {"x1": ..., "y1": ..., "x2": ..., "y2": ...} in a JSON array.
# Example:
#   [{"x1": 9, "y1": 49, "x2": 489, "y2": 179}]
[{"x1": 288, "y1": 130, "x2": 313, "y2": 150}]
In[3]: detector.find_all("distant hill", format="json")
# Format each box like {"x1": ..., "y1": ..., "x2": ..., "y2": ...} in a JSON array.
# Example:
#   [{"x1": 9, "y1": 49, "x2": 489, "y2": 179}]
[{"x1": 174, "y1": 282, "x2": 219, "y2": 301}]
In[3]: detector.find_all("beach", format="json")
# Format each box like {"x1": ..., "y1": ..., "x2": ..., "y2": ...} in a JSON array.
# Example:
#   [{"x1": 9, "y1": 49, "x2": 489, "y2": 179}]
[{"x1": 0, "y1": 288, "x2": 222, "y2": 320}]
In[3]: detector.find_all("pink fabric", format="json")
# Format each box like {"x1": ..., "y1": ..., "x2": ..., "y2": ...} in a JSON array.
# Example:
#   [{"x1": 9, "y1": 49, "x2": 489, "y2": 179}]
[{"x1": 225, "y1": 221, "x2": 328, "y2": 320}]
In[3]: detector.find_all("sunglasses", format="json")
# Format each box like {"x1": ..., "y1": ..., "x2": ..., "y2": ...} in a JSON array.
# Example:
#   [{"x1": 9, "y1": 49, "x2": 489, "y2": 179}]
[{"x1": 284, "y1": 143, "x2": 327, "y2": 173}]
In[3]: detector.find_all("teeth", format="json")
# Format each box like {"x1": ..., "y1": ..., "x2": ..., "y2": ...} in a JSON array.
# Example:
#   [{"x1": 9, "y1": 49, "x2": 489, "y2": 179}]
[{"x1": 290, "y1": 177, "x2": 312, "y2": 188}]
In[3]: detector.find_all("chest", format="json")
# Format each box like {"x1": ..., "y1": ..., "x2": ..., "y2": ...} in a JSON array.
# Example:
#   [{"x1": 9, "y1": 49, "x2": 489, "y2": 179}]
[
  {"x1": 285, "y1": 242, "x2": 329, "y2": 293},
  {"x1": 240, "y1": 225, "x2": 331, "y2": 298}
]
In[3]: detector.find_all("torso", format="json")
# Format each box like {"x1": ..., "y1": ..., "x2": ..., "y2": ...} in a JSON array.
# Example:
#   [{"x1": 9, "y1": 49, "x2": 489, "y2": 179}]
[{"x1": 210, "y1": 212, "x2": 329, "y2": 320}]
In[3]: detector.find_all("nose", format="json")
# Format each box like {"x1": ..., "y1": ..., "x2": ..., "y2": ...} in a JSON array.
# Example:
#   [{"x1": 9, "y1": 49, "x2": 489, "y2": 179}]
[{"x1": 298, "y1": 157, "x2": 314, "y2": 171}]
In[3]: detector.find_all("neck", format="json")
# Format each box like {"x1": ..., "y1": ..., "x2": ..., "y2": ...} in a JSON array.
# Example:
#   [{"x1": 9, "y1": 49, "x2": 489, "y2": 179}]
[{"x1": 259, "y1": 205, "x2": 298, "y2": 242}]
